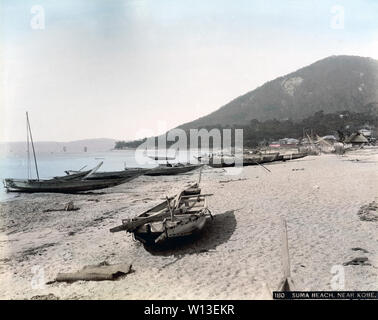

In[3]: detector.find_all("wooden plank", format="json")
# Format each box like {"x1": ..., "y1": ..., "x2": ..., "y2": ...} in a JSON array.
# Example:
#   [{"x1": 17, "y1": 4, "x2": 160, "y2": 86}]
[
  {"x1": 180, "y1": 194, "x2": 213, "y2": 198},
  {"x1": 277, "y1": 217, "x2": 295, "y2": 291},
  {"x1": 160, "y1": 194, "x2": 211, "y2": 200},
  {"x1": 281, "y1": 217, "x2": 291, "y2": 279}
]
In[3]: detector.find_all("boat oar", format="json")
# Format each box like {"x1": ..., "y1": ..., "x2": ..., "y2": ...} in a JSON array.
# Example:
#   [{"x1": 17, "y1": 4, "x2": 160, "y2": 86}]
[
  {"x1": 83, "y1": 161, "x2": 104, "y2": 179},
  {"x1": 252, "y1": 159, "x2": 271, "y2": 173}
]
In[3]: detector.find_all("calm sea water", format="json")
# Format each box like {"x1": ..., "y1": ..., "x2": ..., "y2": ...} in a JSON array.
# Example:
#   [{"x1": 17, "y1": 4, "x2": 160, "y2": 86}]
[{"x1": 0, "y1": 149, "x2": 200, "y2": 201}]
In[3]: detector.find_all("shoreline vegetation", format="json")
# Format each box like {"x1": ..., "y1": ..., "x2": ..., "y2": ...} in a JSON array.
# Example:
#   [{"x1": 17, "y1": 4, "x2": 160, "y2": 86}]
[{"x1": 114, "y1": 110, "x2": 378, "y2": 150}]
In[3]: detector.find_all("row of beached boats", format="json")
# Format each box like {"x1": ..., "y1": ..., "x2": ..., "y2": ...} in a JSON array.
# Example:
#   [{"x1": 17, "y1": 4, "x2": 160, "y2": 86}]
[
  {"x1": 195, "y1": 151, "x2": 307, "y2": 168},
  {"x1": 3, "y1": 113, "x2": 203, "y2": 193},
  {"x1": 4, "y1": 151, "x2": 306, "y2": 193},
  {"x1": 3, "y1": 113, "x2": 308, "y2": 246},
  {"x1": 3, "y1": 114, "x2": 307, "y2": 193},
  {"x1": 109, "y1": 147, "x2": 305, "y2": 246},
  {"x1": 3, "y1": 161, "x2": 204, "y2": 193},
  {"x1": 108, "y1": 150, "x2": 308, "y2": 245}
]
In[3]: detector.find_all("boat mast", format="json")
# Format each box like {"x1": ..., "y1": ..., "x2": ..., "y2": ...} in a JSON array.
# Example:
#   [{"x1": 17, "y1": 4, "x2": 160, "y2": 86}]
[
  {"x1": 26, "y1": 115, "x2": 31, "y2": 179},
  {"x1": 26, "y1": 112, "x2": 40, "y2": 180}
]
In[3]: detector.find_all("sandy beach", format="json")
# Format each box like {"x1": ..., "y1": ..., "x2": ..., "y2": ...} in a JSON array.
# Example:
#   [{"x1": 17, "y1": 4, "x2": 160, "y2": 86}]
[{"x1": 0, "y1": 148, "x2": 377, "y2": 300}]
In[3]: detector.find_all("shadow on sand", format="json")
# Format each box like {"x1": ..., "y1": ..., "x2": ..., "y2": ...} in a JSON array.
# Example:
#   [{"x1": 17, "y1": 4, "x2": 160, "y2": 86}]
[{"x1": 143, "y1": 210, "x2": 237, "y2": 258}]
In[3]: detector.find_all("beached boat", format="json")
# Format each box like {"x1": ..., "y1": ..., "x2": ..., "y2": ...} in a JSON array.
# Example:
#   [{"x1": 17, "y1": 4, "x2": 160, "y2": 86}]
[
  {"x1": 144, "y1": 163, "x2": 203, "y2": 176},
  {"x1": 3, "y1": 113, "x2": 137, "y2": 193},
  {"x1": 110, "y1": 183, "x2": 212, "y2": 244},
  {"x1": 243, "y1": 152, "x2": 280, "y2": 166},
  {"x1": 208, "y1": 153, "x2": 278, "y2": 168},
  {"x1": 208, "y1": 151, "x2": 306, "y2": 168},
  {"x1": 206, "y1": 152, "x2": 238, "y2": 168},
  {"x1": 53, "y1": 170, "x2": 92, "y2": 180},
  {"x1": 208, "y1": 157, "x2": 236, "y2": 168},
  {"x1": 193, "y1": 154, "x2": 210, "y2": 163},
  {"x1": 3, "y1": 177, "x2": 132, "y2": 193},
  {"x1": 282, "y1": 152, "x2": 307, "y2": 161},
  {"x1": 4, "y1": 160, "x2": 135, "y2": 193},
  {"x1": 65, "y1": 167, "x2": 148, "y2": 180}
]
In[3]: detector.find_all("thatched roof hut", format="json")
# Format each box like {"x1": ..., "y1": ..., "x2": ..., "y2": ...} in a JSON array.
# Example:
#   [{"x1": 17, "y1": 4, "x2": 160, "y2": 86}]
[{"x1": 345, "y1": 133, "x2": 369, "y2": 144}]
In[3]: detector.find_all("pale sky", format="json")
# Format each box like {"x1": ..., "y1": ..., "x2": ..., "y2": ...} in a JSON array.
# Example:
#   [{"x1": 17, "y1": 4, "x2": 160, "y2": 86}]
[{"x1": 1, "y1": 0, "x2": 378, "y2": 142}]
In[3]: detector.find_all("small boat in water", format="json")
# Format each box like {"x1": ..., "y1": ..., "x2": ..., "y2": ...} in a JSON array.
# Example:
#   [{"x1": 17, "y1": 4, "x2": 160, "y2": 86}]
[
  {"x1": 110, "y1": 182, "x2": 212, "y2": 244},
  {"x1": 147, "y1": 155, "x2": 176, "y2": 161},
  {"x1": 145, "y1": 148, "x2": 178, "y2": 161}
]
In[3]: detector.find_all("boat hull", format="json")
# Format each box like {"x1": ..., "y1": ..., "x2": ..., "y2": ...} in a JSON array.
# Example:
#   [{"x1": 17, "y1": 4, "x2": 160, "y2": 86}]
[
  {"x1": 53, "y1": 170, "x2": 91, "y2": 180},
  {"x1": 134, "y1": 215, "x2": 208, "y2": 244},
  {"x1": 282, "y1": 153, "x2": 307, "y2": 161},
  {"x1": 144, "y1": 164, "x2": 203, "y2": 176},
  {"x1": 65, "y1": 168, "x2": 147, "y2": 180},
  {"x1": 3, "y1": 177, "x2": 131, "y2": 193},
  {"x1": 208, "y1": 152, "x2": 307, "y2": 168},
  {"x1": 110, "y1": 183, "x2": 210, "y2": 245}
]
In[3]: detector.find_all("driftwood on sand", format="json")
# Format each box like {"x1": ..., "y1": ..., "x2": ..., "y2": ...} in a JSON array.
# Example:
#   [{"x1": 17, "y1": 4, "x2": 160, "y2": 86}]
[
  {"x1": 52, "y1": 261, "x2": 132, "y2": 283},
  {"x1": 218, "y1": 178, "x2": 247, "y2": 183},
  {"x1": 43, "y1": 201, "x2": 80, "y2": 212}
]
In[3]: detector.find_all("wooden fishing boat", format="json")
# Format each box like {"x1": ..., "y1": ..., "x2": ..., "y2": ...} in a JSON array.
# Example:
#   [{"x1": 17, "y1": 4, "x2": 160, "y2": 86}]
[
  {"x1": 208, "y1": 154, "x2": 278, "y2": 168},
  {"x1": 147, "y1": 155, "x2": 176, "y2": 161},
  {"x1": 65, "y1": 168, "x2": 148, "y2": 180},
  {"x1": 282, "y1": 152, "x2": 307, "y2": 161},
  {"x1": 144, "y1": 163, "x2": 203, "y2": 176},
  {"x1": 208, "y1": 157, "x2": 236, "y2": 168},
  {"x1": 3, "y1": 177, "x2": 131, "y2": 193},
  {"x1": 207, "y1": 153, "x2": 238, "y2": 168},
  {"x1": 3, "y1": 161, "x2": 138, "y2": 192},
  {"x1": 145, "y1": 148, "x2": 178, "y2": 161},
  {"x1": 193, "y1": 154, "x2": 210, "y2": 163},
  {"x1": 53, "y1": 170, "x2": 91, "y2": 181},
  {"x1": 243, "y1": 152, "x2": 280, "y2": 166},
  {"x1": 110, "y1": 183, "x2": 212, "y2": 244},
  {"x1": 208, "y1": 151, "x2": 305, "y2": 168},
  {"x1": 262, "y1": 152, "x2": 280, "y2": 161},
  {"x1": 3, "y1": 114, "x2": 136, "y2": 193}
]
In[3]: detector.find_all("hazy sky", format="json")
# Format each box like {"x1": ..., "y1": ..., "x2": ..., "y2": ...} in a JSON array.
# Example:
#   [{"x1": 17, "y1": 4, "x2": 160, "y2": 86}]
[{"x1": 1, "y1": 0, "x2": 378, "y2": 142}]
